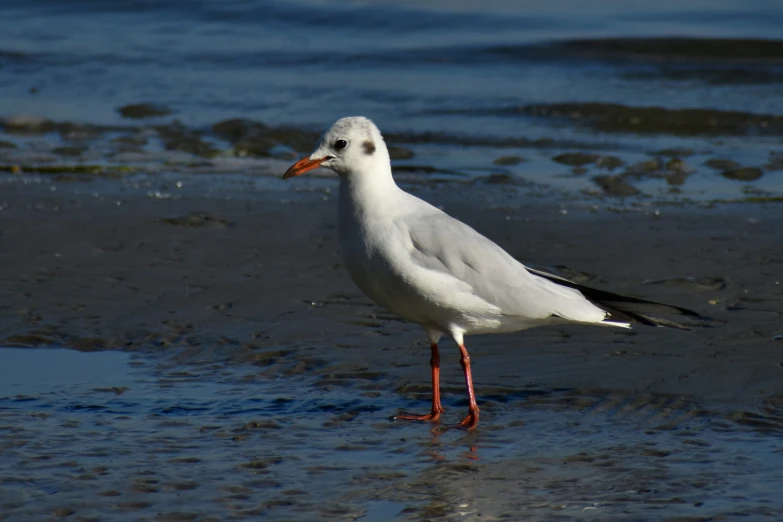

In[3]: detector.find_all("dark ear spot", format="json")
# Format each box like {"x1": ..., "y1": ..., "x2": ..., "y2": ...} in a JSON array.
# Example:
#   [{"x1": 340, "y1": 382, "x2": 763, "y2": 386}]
[{"x1": 363, "y1": 140, "x2": 376, "y2": 155}]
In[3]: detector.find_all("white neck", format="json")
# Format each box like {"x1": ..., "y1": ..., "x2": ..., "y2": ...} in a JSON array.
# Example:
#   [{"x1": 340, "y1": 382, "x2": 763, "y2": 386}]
[{"x1": 339, "y1": 161, "x2": 399, "y2": 209}]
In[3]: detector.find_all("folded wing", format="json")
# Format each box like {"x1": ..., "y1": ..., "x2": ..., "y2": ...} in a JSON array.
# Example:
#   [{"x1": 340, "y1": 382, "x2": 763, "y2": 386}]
[{"x1": 403, "y1": 210, "x2": 611, "y2": 325}]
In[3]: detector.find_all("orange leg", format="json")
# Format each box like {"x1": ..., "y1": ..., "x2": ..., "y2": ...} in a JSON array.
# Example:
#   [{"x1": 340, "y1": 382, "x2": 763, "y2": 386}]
[
  {"x1": 456, "y1": 343, "x2": 480, "y2": 429},
  {"x1": 396, "y1": 343, "x2": 445, "y2": 422}
]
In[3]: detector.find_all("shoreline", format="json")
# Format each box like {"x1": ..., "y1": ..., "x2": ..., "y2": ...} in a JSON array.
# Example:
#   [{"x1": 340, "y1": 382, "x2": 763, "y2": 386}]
[
  {"x1": 2, "y1": 113, "x2": 782, "y2": 204},
  {"x1": 1, "y1": 172, "x2": 782, "y2": 519},
  {"x1": 1, "y1": 176, "x2": 781, "y2": 409}
]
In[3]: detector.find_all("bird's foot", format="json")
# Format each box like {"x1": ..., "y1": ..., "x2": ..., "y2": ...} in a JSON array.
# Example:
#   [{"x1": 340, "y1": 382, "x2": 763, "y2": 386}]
[
  {"x1": 393, "y1": 406, "x2": 445, "y2": 423},
  {"x1": 455, "y1": 407, "x2": 480, "y2": 430}
]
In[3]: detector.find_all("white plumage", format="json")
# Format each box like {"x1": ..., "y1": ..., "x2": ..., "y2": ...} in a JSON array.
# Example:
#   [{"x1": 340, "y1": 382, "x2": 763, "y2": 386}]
[{"x1": 284, "y1": 116, "x2": 696, "y2": 429}]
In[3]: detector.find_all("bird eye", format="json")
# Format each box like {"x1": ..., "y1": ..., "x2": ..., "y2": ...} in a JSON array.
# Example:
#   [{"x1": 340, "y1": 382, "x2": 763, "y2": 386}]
[{"x1": 334, "y1": 139, "x2": 348, "y2": 151}]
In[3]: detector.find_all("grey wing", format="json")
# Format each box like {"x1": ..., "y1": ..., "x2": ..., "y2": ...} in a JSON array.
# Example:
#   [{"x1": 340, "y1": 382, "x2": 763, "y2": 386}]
[
  {"x1": 525, "y1": 267, "x2": 701, "y2": 328},
  {"x1": 403, "y1": 210, "x2": 609, "y2": 324}
]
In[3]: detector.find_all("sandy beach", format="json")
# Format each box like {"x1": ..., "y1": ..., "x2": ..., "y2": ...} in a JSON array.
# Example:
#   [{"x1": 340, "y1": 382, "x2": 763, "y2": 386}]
[
  {"x1": 2, "y1": 0, "x2": 783, "y2": 517},
  {"x1": 1, "y1": 170, "x2": 782, "y2": 519},
  {"x1": 2, "y1": 175, "x2": 782, "y2": 400}
]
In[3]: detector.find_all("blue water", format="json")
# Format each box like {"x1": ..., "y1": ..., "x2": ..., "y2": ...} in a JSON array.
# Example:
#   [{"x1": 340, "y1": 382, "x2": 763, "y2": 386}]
[
  {"x1": 1, "y1": 0, "x2": 782, "y2": 199},
  {"x1": 1, "y1": 0, "x2": 782, "y2": 127},
  {"x1": 2, "y1": 346, "x2": 783, "y2": 519}
]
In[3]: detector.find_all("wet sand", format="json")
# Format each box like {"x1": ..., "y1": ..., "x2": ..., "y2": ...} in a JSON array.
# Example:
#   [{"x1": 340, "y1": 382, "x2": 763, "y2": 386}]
[
  {"x1": 1, "y1": 176, "x2": 783, "y2": 519},
  {"x1": 3, "y1": 1, "x2": 783, "y2": 517}
]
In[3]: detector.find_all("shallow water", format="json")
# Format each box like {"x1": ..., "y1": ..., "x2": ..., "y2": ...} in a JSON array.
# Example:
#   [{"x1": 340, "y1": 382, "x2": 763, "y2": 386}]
[
  {"x1": 1, "y1": 2, "x2": 783, "y2": 519},
  {"x1": 1, "y1": 0, "x2": 782, "y2": 201},
  {"x1": 2, "y1": 346, "x2": 783, "y2": 520}
]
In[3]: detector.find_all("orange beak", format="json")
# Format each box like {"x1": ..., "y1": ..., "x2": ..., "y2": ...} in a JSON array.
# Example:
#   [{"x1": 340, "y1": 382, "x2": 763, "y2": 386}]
[{"x1": 283, "y1": 156, "x2": 326, "y2": 179}]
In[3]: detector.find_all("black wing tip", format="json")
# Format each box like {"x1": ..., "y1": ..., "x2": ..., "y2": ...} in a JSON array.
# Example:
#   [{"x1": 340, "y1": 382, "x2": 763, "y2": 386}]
[
  {"x1": 528, "y1": 266, "x2": 712, "y2": 329},
  {"x1": 600, "y1": 301, "x2": 708, "y2": 330},
  {"x1": 663, "y1": 306, "x2": 716, "y2": 323},
  {"x1": 608, "y1": 310, "x2": 689, "y2": 330},
  {"x1": 672, "y1": 306, "x2": 702, "y2": 318}
]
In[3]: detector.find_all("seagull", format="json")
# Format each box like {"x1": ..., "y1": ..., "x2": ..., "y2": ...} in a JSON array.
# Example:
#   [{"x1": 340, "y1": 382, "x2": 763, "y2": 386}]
[{"x1": 283, "y1": 116, "x2": 699, "y2": 429}]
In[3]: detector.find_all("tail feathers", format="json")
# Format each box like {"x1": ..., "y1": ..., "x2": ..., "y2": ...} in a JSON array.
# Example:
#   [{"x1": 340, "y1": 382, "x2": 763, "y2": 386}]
[
  {"x1": 600, "y1": 319, "x2": 632, "y2": 329},
  {"x1": 526, "y1": 267, "x2": 703, "y2": 330}
]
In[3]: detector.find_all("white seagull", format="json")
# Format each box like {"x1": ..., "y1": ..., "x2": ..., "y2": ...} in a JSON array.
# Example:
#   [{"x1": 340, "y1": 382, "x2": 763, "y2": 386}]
[{"x1": 283, "y1": 116, "x2": 699, "y2": 429}]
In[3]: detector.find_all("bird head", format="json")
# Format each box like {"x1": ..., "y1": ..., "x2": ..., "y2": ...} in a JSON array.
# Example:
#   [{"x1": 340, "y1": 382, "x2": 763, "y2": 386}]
[{"x1": 283, "y1": 116, "x2": 390, "y2": 180}]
